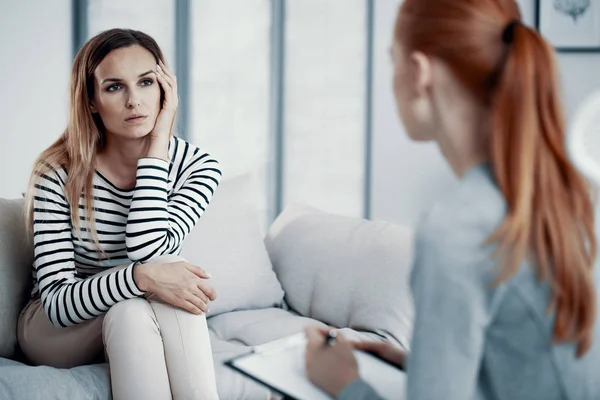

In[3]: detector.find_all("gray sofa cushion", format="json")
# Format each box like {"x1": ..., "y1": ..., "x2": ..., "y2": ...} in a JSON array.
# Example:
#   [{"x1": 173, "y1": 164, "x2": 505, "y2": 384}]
[
  {"x1": 208, "y1": 307, "x2": 327, "y2": 347},
  {"x1": 208, "y1": 332, "x2": 270, "y2": 400},
  {"x1": 1, "y1": 334, "x2": 270, "y2": 400},
  {"x1": 0, "y1": 358, "x2": 111, "y2": 400},
  {"x1": 0, "y1": 198, "x2": 33, "y2": 359},
  {"x1": 208, "y1": 307, "x2": 386, "y2": 347},
  {"x1": 265, "y1": 204, "x2": 415, "y2": 349}
]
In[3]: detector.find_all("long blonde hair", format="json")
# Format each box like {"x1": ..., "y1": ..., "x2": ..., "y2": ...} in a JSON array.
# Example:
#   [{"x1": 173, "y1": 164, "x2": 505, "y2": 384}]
[
  {"x1": 397, "y1": 0, "x2": 597, "y2": 356},
  {"x1": 25, "y1": 29, "x2": 167, "y2": 249}
]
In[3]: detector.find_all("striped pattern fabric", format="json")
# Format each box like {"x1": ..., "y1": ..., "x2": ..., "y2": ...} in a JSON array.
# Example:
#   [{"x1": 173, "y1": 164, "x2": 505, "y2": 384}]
[{"x1": 30, "y1": 137, "x2": 221, "y2": 327}]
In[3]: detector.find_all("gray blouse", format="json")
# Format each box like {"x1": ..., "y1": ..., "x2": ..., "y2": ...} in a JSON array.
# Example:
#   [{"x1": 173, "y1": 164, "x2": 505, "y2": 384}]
[{"x1": 337, "y1": 164, "x2": 600, "y2": 400}]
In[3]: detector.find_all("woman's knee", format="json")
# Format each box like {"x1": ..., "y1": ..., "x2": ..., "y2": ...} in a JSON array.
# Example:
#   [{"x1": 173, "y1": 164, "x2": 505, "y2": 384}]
[{"x1": 103, "y1": 298, "x2": 158, "y2": 336}]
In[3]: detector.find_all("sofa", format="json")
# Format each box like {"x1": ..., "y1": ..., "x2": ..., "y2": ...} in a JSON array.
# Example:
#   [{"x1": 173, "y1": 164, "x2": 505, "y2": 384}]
[{"x1": 0, "y1": 174, "x2": 414, "y2": 399}]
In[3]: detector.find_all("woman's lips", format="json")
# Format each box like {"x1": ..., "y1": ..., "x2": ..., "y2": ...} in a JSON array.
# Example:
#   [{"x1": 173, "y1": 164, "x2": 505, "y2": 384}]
[{"x1": 125, "y1": 115, "x2": 147, "y2": 124}]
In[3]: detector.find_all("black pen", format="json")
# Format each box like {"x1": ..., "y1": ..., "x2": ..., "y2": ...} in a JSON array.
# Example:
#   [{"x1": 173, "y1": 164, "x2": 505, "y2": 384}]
[{"x1": 326, "y1": 329, "x2": 338, "y2": 345}]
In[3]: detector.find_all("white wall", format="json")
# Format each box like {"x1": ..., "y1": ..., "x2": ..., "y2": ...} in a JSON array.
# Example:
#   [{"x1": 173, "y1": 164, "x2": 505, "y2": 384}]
[
  {"x1": 0, "y1": 0, "x2": 72, "y2": 199},
  {"x1": 371, "y1": 0, "x2": 600, "y2": 227},
  {"x1": 516, "y1": 0, "x2": 600, "y2": 116}
]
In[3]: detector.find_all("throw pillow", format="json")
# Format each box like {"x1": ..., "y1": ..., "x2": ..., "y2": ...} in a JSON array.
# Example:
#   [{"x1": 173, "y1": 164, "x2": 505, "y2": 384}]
[{"x1": 180, "y1": 173, "x2": 285, "y2": 317}]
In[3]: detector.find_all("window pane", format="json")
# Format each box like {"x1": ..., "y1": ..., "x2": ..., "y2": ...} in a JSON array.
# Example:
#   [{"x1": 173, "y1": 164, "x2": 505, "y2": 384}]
[
  {"x1": 190, "y1": 0, "x2": 271, "y2": 225},
  {"x1": 283, "y1": 0, "x2": 367, "y2": 218},
  {"x1": 87, "y1": 0, "x2": 176, "y2": 68}
]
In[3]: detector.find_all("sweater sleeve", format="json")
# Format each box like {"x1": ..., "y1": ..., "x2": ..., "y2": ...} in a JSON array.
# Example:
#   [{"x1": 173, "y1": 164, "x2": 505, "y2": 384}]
[
  {"x1": 33, "y1": 171, "x2": 145, "y2": 328},
  {"x1": 125, "y1": 147, "x2": 221, "y2": 262},
  {"x1": 336, "y1": 379, "x2": 383, "y2": 400}
]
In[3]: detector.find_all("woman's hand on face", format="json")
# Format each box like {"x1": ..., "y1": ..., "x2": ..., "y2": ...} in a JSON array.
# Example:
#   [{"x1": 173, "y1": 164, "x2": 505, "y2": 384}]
[
  {"x1": 352, "y1": 341, "x2": 406, "y2": 369},
  {"x1": 134, "y1": 260, "x2": 216, "y2": 314},
  {"x1": 304, "y1": 326, "x2": 360, "y2": 397},
  {"x1": 149, "y1": 60, "x2": 178, "y2": 146}
]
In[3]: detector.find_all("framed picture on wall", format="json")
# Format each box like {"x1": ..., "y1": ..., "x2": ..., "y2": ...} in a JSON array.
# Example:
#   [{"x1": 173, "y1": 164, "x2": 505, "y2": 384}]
[{"x1": 536, "y1": 0, "x2": 600, "y2": 52}]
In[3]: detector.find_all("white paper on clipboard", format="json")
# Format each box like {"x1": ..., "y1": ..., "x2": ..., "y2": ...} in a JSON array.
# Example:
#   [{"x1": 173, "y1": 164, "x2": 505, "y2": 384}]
[{"x1": 225, "y1": 333, "x2": 406, "y2": 400}]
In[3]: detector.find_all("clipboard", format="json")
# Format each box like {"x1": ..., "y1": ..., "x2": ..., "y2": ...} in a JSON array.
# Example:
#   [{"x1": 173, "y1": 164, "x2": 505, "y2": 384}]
[{"x1": 224, "y1": 333, "x2": 406, "y2": 400}]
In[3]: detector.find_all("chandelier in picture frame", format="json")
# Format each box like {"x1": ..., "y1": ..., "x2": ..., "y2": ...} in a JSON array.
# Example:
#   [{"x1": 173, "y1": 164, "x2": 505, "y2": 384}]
[{"x1": 536, "y1": 0, "x2": 600, "y2": 52}]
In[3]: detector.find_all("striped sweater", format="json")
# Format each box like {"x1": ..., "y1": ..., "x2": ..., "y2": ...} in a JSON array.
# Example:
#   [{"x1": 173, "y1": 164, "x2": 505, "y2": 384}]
[{"x1": 30, "y1": 137, "x2": 221, "y2": 328}]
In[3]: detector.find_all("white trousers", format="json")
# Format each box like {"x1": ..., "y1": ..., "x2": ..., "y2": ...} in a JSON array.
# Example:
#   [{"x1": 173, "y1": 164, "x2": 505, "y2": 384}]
[{"x1": 18, "y1": 254, "x2": 219, "y2": 400}]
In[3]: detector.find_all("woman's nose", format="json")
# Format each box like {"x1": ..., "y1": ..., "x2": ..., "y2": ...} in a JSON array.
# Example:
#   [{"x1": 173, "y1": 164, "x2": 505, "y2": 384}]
[{"x1": 126, "y1": 92, "x2": 141, "y2": 108}]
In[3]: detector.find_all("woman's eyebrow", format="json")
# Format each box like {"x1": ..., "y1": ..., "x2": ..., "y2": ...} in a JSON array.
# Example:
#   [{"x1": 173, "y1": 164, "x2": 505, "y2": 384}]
[{"x1": 101, "y1": 70, "x2": 154, "y2": 84}]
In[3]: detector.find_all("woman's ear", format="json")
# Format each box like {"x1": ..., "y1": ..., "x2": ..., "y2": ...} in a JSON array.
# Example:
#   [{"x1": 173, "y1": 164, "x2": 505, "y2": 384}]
[
  {"x1": 90, "y1": 101, "x2": 97, "y2": 113},
  {"x1": 410, "y1": 51, "x2": 433, "y2": 98},
  {"x1": 406, "y1": 51, "x2": 436, "y2": 141}
]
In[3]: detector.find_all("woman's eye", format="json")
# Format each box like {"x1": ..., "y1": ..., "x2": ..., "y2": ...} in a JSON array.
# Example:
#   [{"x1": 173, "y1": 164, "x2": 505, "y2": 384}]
[
  {"x1": 140, "y1": 79, "x2": 154, "y2": 86},
  {"x1": 106, "y1": 84, "x2": 122, "y2": 92}
]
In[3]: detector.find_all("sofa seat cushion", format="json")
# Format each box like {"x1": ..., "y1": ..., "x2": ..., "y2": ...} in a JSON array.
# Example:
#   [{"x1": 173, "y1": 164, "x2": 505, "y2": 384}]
[
  {"x1": 0, "y1": 358, "x2": 110, "y2": 400},
  {"x1": 209, "y1": 332, "x2": 271, "y2": 400},
  {"x1": 208, "y1": 307, "x2": 386, "y2": 347},
  {"x1": 0, "y1": 336, "x2": 271, "y2": 400}
]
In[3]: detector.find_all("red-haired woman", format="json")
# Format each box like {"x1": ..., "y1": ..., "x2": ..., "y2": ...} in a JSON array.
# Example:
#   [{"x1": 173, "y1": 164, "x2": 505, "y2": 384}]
[{"x1": 305, "y1": 1, "x2": 599, "y2": 399}]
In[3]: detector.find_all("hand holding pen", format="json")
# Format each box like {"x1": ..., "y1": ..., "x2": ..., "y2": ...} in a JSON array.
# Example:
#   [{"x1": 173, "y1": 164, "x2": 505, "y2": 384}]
[{"x1": 304, "y1": 326, "x2": 360, "y2": 397}]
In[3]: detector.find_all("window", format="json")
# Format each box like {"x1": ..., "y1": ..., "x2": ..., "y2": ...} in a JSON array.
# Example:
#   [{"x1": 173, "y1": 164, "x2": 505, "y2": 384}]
[
  {"x1": 282, "y1": 0, "x2": 367, "y2": 217},
  {"x1": 189, "y1": 0, "x2": 272, "y2": 225},
  {"x1": 86, "y1": 0, "x2": 370, "y2": 224}
]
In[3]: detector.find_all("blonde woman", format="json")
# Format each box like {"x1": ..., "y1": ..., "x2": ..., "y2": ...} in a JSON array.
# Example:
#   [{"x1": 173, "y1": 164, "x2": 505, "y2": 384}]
[{"x1": 18, "y1": 29, "x2": 221, "y2": 399}]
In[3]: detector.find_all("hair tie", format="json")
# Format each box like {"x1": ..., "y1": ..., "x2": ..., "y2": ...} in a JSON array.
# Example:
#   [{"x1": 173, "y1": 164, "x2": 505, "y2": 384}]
[{"x1": 502, "y1": 20, "x2": 521, "y2": 44}]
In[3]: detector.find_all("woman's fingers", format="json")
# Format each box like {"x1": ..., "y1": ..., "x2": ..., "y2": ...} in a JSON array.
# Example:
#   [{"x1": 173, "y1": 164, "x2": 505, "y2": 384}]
[
  {"x1": 154, "y1": 68, "x2": 173, "y2": 109},
  {"x1": 353, "y1": 341, "x2": 385, "y2": 352},
  {"x1": 158, "y1": 60, "x2": 177, "y2": 88},
  {"x1": 186, "y1": 263, "x2": 212, "y2": 279},
  {"x1": 305, "y1": 325, "x2": 327, "y2": 347},
  {"x1": 318, "y1": 327, "x2": 338, "y2": 337},
  {"x1": 156, "y1": 64, "x2": 174, "y2": 90},
  {"x1": 353, "y1": 342, "x2": 386, "y2": 359},
  {"x1": 198, "y1": 280, "x2": 217, "y2": 301},
  {"x1": 353, "y1": 341, "x2": 405, "y2": 368},
  {"x1": 182, "y1": 300, "x2": 202, "y2": 315},
  {"x1": 182, "y1": 263, "x2": 214, "y2": 301},
  {"x1": 184, "y1": 294, "x2": 208, "y2": 314},
  {"x1": 156, "y1": 62, "x2": 178, "y2": 104},
  {"x1": 158, "y1": 62, "x2": 178, "y2": 111},
  {"x1": 194, "y1": 286, "x2": 209, "y2": 304}
]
